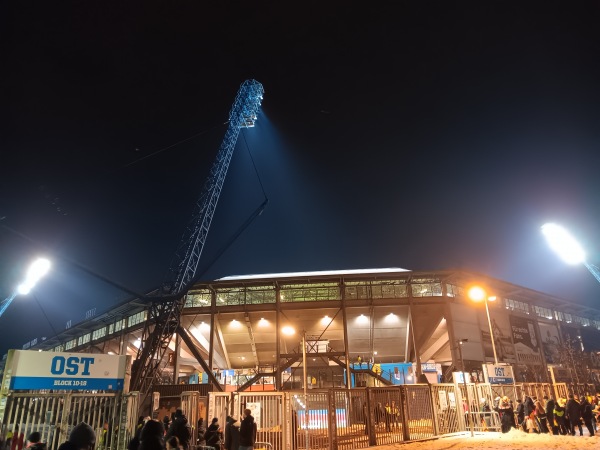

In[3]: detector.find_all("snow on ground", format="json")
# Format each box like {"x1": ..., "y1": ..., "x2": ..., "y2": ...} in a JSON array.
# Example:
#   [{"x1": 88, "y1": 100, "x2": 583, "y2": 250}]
[{"x1": 377, "y1": 429, "x2": 599, "y2": 450}]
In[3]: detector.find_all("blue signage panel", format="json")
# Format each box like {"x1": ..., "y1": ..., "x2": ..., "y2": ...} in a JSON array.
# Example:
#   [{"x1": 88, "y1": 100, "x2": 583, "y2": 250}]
[
  {"x1": 483, "y1": 363, "x2": 514, "y2": 385},
  {"x1": 10, "y1": 376, "x2": 124, "y2": 390},
  {"x1": 5, "y1": 350, "x2": 128, "y2": 391}
]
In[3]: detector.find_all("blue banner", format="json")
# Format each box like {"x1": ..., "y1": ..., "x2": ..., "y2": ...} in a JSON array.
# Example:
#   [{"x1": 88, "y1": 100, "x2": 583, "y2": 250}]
[{"x1": 10, "y1": 376, "x2": 124, "y2": 391}]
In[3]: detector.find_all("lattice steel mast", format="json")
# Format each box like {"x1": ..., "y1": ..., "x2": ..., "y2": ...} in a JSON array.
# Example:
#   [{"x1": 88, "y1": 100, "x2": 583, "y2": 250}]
[{"x1": 131, "y1": 80, "x2": 264, "y2": 395}]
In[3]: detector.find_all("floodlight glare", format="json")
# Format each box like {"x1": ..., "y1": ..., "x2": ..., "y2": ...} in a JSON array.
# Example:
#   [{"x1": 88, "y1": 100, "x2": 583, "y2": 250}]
[
  {"x1": 541, "y1": 223, "x2": 586, "y2": 265},
  {"x1": 17, "y1": 258, "x2": 51, "y2": 295}
]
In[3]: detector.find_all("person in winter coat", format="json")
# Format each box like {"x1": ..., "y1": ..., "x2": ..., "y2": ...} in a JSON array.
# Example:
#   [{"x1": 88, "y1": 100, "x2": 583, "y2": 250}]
[
  {"x1": 544, "y1": 396, "x2": 556, "y2": 435},
  {"x1": 554, "y1": 398, "x2": 568, "y2": 435},
  {"x1": 203, "y1": 418, "x2": 221, "y2": 450},
  {"x1": 223, "y1": 416, "x2": 240, "y2": 450},
  {"x1": 565, "y1": 394, "x2": 583, "y2": 436},
  {"x1": 239, "y1": 409, "x2": 257, "y2": 450},
  {"x1": 496, "y1": 397, "x2": 514, "y2": 433},
  {"x1": 165, "y1": 409, "x2": 192, "y2": 450},
  {"x1": 25, "y1": 432, "x2": 46, "y2": 450},
  {"x1": 581, "y1": 397, "x2": 595, "y2": 437},
  {"x1": 196, "y1": 418, "x2": 206, "y2": 447},
  {"x1": 138, "y1": 420, "x2": 165, "y2": 450},
  {"x1": 57, "y1": 423, "x2": 96, "y2": 450},
  {"x1": 128, "y1": 416, "x2": 148, "y2": 450}
]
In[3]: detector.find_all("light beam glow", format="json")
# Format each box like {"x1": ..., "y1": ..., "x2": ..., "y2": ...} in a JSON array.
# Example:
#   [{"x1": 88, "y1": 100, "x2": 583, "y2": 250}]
[
  {"x1": 541, "y1": 223, "x2": 586, "y2": 265},
  {"x1": 16, "y1": 258, "x2": 51, "y2": 295}
]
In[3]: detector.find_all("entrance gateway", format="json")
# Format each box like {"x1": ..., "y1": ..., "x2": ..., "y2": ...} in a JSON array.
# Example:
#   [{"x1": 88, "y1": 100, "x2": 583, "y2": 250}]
[{"x1": 0, "y1": 350, "x2": 138, "y2": 450}]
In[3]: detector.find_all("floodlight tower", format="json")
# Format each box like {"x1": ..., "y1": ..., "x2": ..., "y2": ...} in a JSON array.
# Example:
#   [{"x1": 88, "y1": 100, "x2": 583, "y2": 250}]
[
  {"x1": 131, "y1": 80, "x2": 264, "y2": 396},
  {"x1": 0, "y1": 258, "x2": 51, "y2": 318},
  {"x1": 541, "y1": 223, "x2": 600, "y2": 284}
]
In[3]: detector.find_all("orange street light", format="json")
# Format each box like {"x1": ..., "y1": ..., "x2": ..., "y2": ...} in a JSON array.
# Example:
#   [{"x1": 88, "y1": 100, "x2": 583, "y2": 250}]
[{"x1": 468, "y1": 286, "x2": 498, "y2": 365}]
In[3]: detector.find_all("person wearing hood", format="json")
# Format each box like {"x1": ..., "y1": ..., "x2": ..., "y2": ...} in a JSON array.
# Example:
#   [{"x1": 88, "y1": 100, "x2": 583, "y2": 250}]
[
  {"x1": 544, "y1": 396, "x2": 557, "y2": 435},
  {"x1": 581, "y1": 396, "x2": 595, "y2": 436},
  {"x1": 223, "y1": 416, "x2": 240, "y2": 450},
  {"x1": 166, "y1": 409, "x2": 192, "y2": 450},
  {"x1": 138, "y1": 420, "x2": 165, "y2": 450},
  {"x1": 565, "y1": 394, "x2": 582, "y2": 436},
  {"x1": 204, "y1": 418, "x2": 221, "y2": 450},
  {"x1": 25, "y1": 432, "x2": 46, "y2": 450},
  {"x1": 57, "y1": 423, "x2": 96, "y2": 450}
]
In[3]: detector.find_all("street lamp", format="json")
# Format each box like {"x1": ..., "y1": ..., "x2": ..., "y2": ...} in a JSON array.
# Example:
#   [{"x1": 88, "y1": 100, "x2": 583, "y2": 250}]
[
  {"x1": 541, "y1": 222, "x2": 600, "y2": 284},
  {"x1": 0, "y1": 258, "x2": 51, "y2": 319},
  {"x1": 282, "y1": 325, "x2": 309, "y2": 450},
  {"x1": 468, "y1": 286, "x2": 498, "y2": 365}
]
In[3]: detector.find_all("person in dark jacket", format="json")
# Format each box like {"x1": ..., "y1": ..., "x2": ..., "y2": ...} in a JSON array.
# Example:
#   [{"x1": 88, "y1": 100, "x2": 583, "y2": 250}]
[
  {"x1": 127, "y1": 416, "x2": 147, "y2": 450},
  {"x1": 239, "y1": 409, "x2": 256, "y2": 450},
  {"x1": 521, "y1": 395, "x2": 535, "y2": 432},
  {"x1": 166, "y1": 409, "x2": 191, "y2": 450},
  {"x1": 57, "y1": 423, "x2": 96, "y2": 450},
  {"x1": 196, "y1": 418, "x2": 206, "y2": 447},
  {"x1": 138, "y1": 420, "x2": 165, "y2": 450},
  {"x1": 223, "y1": 416, "x2": 240, "y2": 450},
  {"x1": 203, "y1": 418, "x2": 220, "y2": 450},
  {"x1": 581, "y1": 397, "x2": 595, "y2": 436},
  {"x1": 496, "y1": 397, "x2": 514, "y2": 433},
  {"x1": 544, "y1": 396, "x2": 557, "y2": 435},
  {"x1": 565, "y1": 394, "x2": 582, "y2": 436},
  {"x1": 25, "y1": 432, "x2": 46, "y2": 450}
]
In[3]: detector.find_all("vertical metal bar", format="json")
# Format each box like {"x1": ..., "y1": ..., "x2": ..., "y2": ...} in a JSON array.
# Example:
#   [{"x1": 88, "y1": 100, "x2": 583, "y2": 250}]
[
  {"x1": 275, "y1": 286, "x2": 281, "y2": 392},
  {"x1": 340, "y1": 284, "x2": 351, "y2": 390},
  {"x1": 408, "y1": 303, "x2": 422, "y2": 379},
  {"x1": 399, "y1": 386, "x2": 410, "y2": 441},
  {"x1": 327, "y1": 390, "x2": 337, "y2": 450},
  {"x1": 173, "y1": 332, "x2": 180, "y2": 384},
  {"x1": 209, "y1": 291, "x2": 216, "y2": 382},
  {"x1": 429, "y1": 385, "x2": 439, "y2": 436},
  {"x1": 301, "y1": 334, "x2": 309, "y2": 450},
  {"x1": 365, "y1": 388, "x2": 377, "y2": 447}
]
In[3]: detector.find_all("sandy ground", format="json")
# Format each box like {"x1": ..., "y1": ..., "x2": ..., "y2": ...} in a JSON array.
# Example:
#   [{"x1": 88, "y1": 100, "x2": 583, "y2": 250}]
[{"x1": 376, "y1": 428, "x2": 599, "y2": 449}]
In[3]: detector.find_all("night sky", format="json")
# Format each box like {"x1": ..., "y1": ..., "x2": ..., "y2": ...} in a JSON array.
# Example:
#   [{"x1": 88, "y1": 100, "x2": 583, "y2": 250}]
[{"x1": 3, "y1": 2, "x2": 600, "y2": 356}]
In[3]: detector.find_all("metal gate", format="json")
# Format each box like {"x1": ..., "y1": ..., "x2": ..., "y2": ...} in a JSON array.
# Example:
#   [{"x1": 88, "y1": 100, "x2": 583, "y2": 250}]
[
  {"x1": 331, "y1": 389, "x2": 369, "y2": 450},
  {"x1": 237, "y1": 392, "x2": 285, "y2": 450},
  {"x1": 207, "y1": 392, "x2": 232, "y2": 431},
  {"x1": 404, "y1": 385, "x2": 436, "y2": 439},
  {"x1": 456, "y1": 383, "x2": 500, "y2": 432},
  {"x1": 180, "y1": 391, "x2": 203, "y2": 446},
  {"x1": 430, "y1": 384, "x2": 460, "y2": 435},
  {"x1": 0, "y1": 391, "x2": 138, "y2": 450},
  {"x1": 367, "y1": 387, "x2": 403, "y2": 446},
  {"x1": 288, "y1": 391, "x2": 327, "y2": 450}
]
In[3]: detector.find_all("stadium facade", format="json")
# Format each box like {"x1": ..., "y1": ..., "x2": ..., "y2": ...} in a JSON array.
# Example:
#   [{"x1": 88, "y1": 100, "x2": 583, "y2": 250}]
[{"x1": 13, "y1": 268, "x2": 600, "y2": 390}]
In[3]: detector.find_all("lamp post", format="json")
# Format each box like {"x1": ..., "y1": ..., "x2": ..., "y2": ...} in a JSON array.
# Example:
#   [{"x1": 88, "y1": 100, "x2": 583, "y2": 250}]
[
  {"x1": 468, "y1": 286, "x2": 498, "y2": 365},
  {"x1": 0, "y1": 258, "x2": 51, "y2": 319},
  {"x1": 283, "y1": 325, "x2": 309, "y2": 450},
  {"x1": 457, "y1": 339, "x2": 474, "y2": 437}
]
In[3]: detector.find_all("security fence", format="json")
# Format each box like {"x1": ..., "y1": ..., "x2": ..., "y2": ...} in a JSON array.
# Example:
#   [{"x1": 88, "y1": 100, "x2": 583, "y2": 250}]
[
  {"x1": 7, "y1": 382, "x2": 587, "y2": 450},
  {"x1": 489, "y1": 382, "x2": 594, "y2": 404},
  {"x1": 207, "y1": 384, "x2": 464, "y2": 450},
  {"x1": 0, "y1": 391, "x2": 138, "y2": 450}
]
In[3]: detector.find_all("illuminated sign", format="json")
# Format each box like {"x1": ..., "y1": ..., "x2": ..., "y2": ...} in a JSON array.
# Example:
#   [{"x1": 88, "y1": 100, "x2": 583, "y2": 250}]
[
  {"x1": 482, "y1": 363, "x2": 514, "y2": 385},
  {"x1": 5, "y1": 350, "x2": 127, "y2": 391}
]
